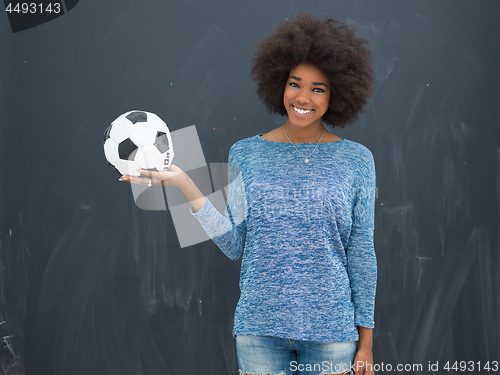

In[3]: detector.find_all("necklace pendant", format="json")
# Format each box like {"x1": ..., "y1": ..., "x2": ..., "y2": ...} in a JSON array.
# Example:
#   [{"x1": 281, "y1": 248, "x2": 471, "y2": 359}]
[{"x1": 305, "y1": 158, "x2": 309, "y2": 163}]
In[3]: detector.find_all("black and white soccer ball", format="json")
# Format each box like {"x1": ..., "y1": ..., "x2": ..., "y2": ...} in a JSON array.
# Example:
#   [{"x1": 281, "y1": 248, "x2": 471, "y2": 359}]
[{"x1": 103, "y1": 110, "x2": 174, "y2": 177}]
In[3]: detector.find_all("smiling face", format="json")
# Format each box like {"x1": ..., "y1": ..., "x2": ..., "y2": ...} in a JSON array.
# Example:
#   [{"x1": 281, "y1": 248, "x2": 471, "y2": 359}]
[{"x1": 283, "y1": 63, "x2": 331, "y2": 130}]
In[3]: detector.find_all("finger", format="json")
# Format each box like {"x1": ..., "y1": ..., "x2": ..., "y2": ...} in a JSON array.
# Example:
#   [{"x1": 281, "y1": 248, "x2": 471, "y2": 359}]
[
  {"x1": 137, "y1": 169, "x2": 161, "y2": 177},
  {"x1": 122, "y1": 175, "x2": 151, "y2": 185}
]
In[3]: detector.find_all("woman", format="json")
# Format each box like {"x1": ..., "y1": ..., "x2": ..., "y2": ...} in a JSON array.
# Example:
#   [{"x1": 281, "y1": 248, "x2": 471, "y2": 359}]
[{"x1": 122, "y1": 13, "x2": 376, "y2": 375}]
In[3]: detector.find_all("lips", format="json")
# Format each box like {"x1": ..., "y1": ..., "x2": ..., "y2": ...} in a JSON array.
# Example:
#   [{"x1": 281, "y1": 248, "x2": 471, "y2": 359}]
[{"x1": 292, "y1": 105, "x2": 313, "y2": 115}]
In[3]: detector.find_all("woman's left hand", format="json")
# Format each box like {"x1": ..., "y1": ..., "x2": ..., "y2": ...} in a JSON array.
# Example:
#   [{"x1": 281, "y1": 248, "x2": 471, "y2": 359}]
[{"x1": 353, "y1": 348, "x2": 374, "y2": 375}]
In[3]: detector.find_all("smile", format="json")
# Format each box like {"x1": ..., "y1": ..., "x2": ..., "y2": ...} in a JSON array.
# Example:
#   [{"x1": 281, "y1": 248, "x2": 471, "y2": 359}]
[{"x1": 293, "y1": 105, "x2": 313, "y2": 115}]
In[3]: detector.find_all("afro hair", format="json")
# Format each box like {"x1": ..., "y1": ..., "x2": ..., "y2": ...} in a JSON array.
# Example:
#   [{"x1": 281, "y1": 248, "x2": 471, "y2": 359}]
[{"x1": 251, "y1": 13, "x2": 374, "y2": 128}]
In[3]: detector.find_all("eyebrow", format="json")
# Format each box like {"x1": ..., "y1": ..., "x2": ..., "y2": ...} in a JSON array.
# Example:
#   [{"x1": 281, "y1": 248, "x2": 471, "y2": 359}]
[{"x1": 288, "y1": 75, "x2": 328, "y2": 88}]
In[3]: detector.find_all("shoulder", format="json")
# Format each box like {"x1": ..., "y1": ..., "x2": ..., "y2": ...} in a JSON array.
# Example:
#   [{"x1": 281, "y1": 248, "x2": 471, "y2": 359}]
[
  {"x1": 228, "y1": 134, "x2": 261, "y2": 162},
  {"x1": 338, "y1": 140, "x2": 375, "y2": 183},
  {"x1": 340, "y1": 139, "x2": 374, "y2": 166},
  {"x1": 340, "y1": 139, "x2": 373, "y2": 159},
  {"x1": 230, "y1": 134, "x2": 258, "y2": 151}
]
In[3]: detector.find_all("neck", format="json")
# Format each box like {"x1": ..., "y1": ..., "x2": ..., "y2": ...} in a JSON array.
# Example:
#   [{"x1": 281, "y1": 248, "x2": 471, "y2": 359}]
[{"x1": 282, "y1": 123, "x2": 324, "y2": 143}]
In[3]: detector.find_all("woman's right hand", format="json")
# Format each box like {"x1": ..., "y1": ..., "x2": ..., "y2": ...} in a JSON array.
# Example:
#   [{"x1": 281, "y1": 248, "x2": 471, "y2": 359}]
[
  {"x1": 120, "y1": 164, "x2": 188, "y2": 188},
  {"x1": 120, "y1": 164, "x2": 207, "y2": 212}
]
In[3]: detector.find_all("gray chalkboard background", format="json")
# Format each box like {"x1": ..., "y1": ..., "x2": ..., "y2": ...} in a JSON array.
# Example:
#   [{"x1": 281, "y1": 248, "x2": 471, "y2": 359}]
[{"x1": 1, "y1": 1, "x2": 499, "y2": 374}]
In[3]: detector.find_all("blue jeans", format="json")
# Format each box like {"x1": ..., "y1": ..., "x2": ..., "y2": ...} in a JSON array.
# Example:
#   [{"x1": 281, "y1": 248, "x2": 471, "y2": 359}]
[{"x1": 236, "y1": 335, "x2": 357, "y2": 375}]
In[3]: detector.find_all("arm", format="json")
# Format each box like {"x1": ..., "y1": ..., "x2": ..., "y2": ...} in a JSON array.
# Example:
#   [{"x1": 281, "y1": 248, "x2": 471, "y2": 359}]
[
  {"x1": 346, "y1": 151, "x2": 377, "y2": 374},
  {"x1": 346, "y1": 153, "x2": 377, "y2": 328},
  {"x1": 178, "y1": 174, "x2": 206, "y2": 213},
  {"x1": 353, "y1": 326, "x2": 374, "y2": 375},
  {"x1": 188, "y1": 159, "x2": 247, "y2": 260},
  {"x1": 124, "y1": 147, "x2": 247, "y2": 260}
]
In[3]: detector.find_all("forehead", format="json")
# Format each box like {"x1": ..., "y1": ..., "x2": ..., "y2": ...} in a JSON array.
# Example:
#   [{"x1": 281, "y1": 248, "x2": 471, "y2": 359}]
[{"x1": 288, "y1": 63, "x2": 329, "y2": 84}]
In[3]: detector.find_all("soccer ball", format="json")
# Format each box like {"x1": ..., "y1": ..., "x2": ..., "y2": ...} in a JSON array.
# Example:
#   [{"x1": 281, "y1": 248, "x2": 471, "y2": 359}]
[{"x1": 103, "y1": 110, "x2": 174, "y2": 177}]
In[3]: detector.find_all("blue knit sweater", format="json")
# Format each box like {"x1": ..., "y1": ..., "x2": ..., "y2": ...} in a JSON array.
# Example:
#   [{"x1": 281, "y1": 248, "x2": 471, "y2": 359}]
[{"x1": 191, "y1": 134, "x2": 377, "y2": 342}]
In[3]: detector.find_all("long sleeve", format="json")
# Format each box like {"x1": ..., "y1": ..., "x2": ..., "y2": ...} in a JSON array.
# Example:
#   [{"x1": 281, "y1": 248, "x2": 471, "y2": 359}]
[
  {"x1": 190, "y1": 146, "x2": 247, "y2": 260},
  {"x1": 346, "y1": 151, "x2": 377, "y2": 328}
]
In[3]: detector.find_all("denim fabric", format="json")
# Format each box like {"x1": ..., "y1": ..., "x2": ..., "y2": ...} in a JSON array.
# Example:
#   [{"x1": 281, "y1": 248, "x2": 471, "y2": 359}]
[{"x1": 236, "y1": 335, "x2": 357, "y2": 375}]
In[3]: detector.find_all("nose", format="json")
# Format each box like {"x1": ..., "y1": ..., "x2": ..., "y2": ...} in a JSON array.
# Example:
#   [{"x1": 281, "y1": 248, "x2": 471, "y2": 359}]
[{"x1": 296, "y1": 88, "x2": 310, "y2": 104}]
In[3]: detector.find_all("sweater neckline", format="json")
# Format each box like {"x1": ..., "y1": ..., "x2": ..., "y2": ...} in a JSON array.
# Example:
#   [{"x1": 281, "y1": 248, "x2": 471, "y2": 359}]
[{"x1": 257, "y1": 134, "x2": 345, "y2": 145}]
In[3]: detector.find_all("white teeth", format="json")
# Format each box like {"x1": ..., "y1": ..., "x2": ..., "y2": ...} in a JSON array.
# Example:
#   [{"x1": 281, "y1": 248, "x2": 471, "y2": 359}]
[{"x1": 293, "y1": 106, "x2": 312, "y2": 115}]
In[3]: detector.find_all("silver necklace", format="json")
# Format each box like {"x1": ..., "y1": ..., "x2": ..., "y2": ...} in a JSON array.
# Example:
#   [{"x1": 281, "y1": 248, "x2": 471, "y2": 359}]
[{"x1": 282, "y1": 125, "x2": 324, "y2": 163}]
